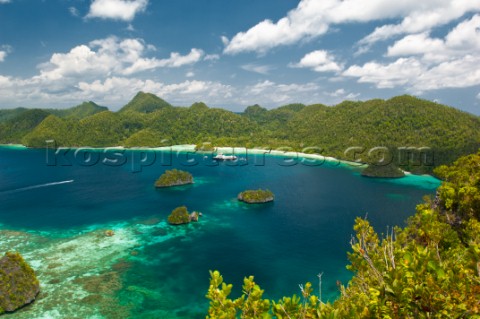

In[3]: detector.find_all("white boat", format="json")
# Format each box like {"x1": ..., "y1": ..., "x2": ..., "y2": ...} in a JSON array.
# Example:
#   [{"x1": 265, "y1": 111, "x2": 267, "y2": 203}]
[{"x1": 213, "y1": 154, "x2": 237, "y2": 160}]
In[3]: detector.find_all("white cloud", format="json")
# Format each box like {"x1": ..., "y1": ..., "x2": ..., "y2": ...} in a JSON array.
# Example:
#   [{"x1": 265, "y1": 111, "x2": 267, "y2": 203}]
[
  {"x1": 186, "y1": 71, "x2": 195, "y2": 78},
  {"x1": 33, "y1": 37, "x2": 203, "y2": 82},
  {"x1": 0, "y1": 45, "x2": 12, "y2": 62},
  {"x1": 123, "y1": 48, "x2": 204, "y2": 74},
  {"x1": 344, "y1": 56, "x2": 480, "y2": 92},
  {"x1": 241, "y1": 64, "x2": 273, "y2": 75},
  {"x1": 345, "y1": 15, "x2": 480, "y2": 92},
  {"x1": 387, "y1": 15, "x2": 480, "y2": 62},
  {"x1": 76, "y1": 77, "x2": 233, "y2": 105},
  {"x1": 360, "y1": 0, "x2": 480, "y2": 46},
  {"x1": 86, "y1": 0, "x2": 148, "y2": 22},
  {"x1": 241, "y1": 80, "x2": 320, "y2": 105},
  {"x1": 386, "y1": 33, "x2": 444, "y2": 57},
  {"x1": 343, "y1": 58, "x2": 425, "y2": 89},
  {"x1": 223, "y1": 0, "x2": 480, "y2": 54},
  {"x1": 291, "y1": 50, "x2": 342, "y2": 72},
  {"x1": 0, "y1": 0, "x2": 10, "y2": 3},
  {"x1": 0, "y1": 37, "x2": 210, "y2": 108},
  {"x1": 221, "y1": 36, "x2": 229, "y2": 46}
]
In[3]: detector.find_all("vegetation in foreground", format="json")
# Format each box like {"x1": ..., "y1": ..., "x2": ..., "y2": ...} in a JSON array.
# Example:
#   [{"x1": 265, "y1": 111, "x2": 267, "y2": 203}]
[
  {"x1": 154, "y1": 169, "x2": 193, "y2": 188},
  {"x1": 238, "y1": 189, "x2": 275, "y2": 204},
  {"x1": 206, "y1": 151, "x2": 480, "y2": 318},
  {"x1": 1, "y1": 92, "x2": 479, "y2": 173}
]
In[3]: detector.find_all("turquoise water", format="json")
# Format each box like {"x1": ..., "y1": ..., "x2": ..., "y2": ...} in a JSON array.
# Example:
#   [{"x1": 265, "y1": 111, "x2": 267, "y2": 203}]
[{"x1": 0, "y1": 147, "x2": 441, "y2": 318}]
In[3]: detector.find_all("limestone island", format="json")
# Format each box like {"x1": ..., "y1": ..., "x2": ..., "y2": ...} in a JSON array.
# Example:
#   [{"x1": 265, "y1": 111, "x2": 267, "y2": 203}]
[
  {"x1": 167, "y1": 206, "x2": 202, "y2": 225},
  {"x1": 361, "y1": 163, "x2": 405, "y2": 178},
  {"x1": 0, "y1": 252, "x2": 40, "y2": 315},
  {"x1": 238, "y1": 189, "x2": 275, "y2": 204},
  {"x1": 154, "y1": 169, "x2": 193, "y2": 188}
]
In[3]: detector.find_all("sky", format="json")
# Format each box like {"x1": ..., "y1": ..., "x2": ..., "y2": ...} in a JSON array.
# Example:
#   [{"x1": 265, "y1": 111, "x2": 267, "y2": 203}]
[{"x1": 0, "y1": 0, "x2": 479, "y2": 114}]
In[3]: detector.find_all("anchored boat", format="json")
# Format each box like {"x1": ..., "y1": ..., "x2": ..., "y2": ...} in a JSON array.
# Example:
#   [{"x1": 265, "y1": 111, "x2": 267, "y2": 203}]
[{"x1": 213, "y1": 154, "x2": 237, "y2": 161}]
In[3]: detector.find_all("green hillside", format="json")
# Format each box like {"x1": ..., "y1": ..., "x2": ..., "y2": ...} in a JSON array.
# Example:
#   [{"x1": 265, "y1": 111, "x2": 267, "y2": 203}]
[
  {"x1": 0, "y1": 109, "x2": 51, "y2": 143},
  {"x1": 283, "y1": 95, "x2": 480, "y2": 171},
  {"x1": 3, "y1": 92, "x2": 480, "y2": 172},
  {"x1": 0, "y1": 108, "x2": 29, "y2": 123},
  {"x1": 51, "y1": 101, "x2": 108, "y2": 119},
  {"x1": 119, "y1": 91, "x2": 172, "y2": 114}
]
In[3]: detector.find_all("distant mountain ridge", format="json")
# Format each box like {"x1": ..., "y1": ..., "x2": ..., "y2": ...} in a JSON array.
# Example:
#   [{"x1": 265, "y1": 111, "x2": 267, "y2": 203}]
[{"x1": 1, "y1": 92, "x2": 479, "y2": 173}]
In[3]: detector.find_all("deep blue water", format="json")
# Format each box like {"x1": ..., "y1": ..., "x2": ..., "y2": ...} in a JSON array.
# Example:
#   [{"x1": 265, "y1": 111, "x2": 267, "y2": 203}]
[{"x1": 0, "y1": 146, "x2": 440, "y2": 318}]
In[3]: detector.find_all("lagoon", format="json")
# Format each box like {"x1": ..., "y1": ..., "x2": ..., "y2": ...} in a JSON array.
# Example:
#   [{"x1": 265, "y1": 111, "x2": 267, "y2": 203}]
[{"x1": 0, "y1": 146, "x2": 440, "y2": 318}]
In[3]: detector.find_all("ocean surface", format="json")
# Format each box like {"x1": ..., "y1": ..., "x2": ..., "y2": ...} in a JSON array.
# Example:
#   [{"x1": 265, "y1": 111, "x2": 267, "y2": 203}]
[{"x1": 0, "y1": 146, "x2": 441, "y2": 318}]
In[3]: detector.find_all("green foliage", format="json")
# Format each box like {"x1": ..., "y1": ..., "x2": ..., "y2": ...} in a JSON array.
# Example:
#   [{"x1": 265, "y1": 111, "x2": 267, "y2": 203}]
[
  {"x1": 207, "y1": 151, "x2": 480, "y2": 318},
  {"x1": 0, "y1": 108, "x2": 29, "y2": 123},
  {"x1": 119, "y1": 91, "x2": 171, "y2": 114},
  {"x1": 286, "y1": 96, "x2": 480, "y2": 172},
  {"x1": 0, "y1": 109, "x2": 50, "y2": 143},
  {"x1": 238, "y1": 189, "x2": 274, "y2": 203},
  {"x1": 155, "y1": 169, "x2": 193, "y2": 188},
  {"x1": 51, "y1": 101, "x2": 108, "y2": 119},
  {"x1": 190, "y1": 102, "x2": 209, "y2": 111},
  {"x1": 167, "y1": 206, "x2": 191, "y2": 225},
  {"x1": 361, "y1": 163, "x2": 405, "y2": 178},
  {"x1": 434, "y1": 151, "x2": 480, "y2": 221}
]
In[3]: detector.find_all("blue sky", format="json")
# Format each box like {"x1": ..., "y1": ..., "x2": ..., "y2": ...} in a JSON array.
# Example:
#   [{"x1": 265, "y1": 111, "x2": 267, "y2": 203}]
[{"x1": 0, "y1": 0, "x2": 479, "y2": 114}]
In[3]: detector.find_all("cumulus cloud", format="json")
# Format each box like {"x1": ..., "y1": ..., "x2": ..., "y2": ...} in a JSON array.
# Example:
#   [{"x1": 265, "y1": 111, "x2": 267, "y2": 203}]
[
  {"x1": 0, "y1": 51, "x2": 7, "y2": 62},
  {"x1": 290, "y1": 50, "x2": 342, "y2": 72},
  {"x1": 387, "y1": 15, "x2": 480, "y2": 61},
  {"x1": 360, "y1": 0, "x2": 480, "y2": 46},
  {"x1": 223, "y1": 0, "x2": 480, "y2": 54},
  {"x1": 345, "y1": 15, "x2": 480, "y2": 91},
  {"x1": 344, "y1": 54, "x2": 480, "y2": 92},
  {"x1": 86, "y1": 0, "x2": 148, "y2": 22},
  {"x1": 33, "y1": 37, "x2": 203, "y2": 82},
  {"x1": 0, "y1": 37, "x2": 210, "y2": 108}
]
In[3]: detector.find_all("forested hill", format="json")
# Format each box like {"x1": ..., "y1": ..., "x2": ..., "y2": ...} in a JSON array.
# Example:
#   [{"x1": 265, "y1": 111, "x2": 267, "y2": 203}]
[{"x1": 1, "y1": 92, "x2": 479, "y2": 172}]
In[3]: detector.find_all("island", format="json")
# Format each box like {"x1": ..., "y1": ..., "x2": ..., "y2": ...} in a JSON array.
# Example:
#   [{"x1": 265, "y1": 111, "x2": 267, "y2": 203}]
[
  {"x1": 167, "y1": 206, "x2": 201, "y2": 225},
  {"x1": 238, "y1": 189, "x2": 275, "y2": 204},
  {"x1": 361, "y1": 163, "x2": 405, "y2": 178},
  {"x1": 154, "y1": 169, "x2": 193, "y2": 188},
  {"x1": 0, "y1": 252, "x2": 40, "y2": 314}
]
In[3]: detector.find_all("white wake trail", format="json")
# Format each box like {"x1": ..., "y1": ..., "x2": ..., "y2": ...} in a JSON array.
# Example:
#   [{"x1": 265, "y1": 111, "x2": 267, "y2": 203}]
[{"x1": 0, "y1": 180, "x2": 74, "y2": 194}]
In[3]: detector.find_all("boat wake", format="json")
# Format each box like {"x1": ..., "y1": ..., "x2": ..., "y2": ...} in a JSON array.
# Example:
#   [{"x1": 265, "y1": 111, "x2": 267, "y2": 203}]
[{"x1": 0, "y1": 180, "x2": 74, "y2": 195}]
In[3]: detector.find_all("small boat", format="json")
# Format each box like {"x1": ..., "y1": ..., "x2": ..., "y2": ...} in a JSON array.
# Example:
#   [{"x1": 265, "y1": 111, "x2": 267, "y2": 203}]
[{"x1": 213, "y1": 154, "x2": 237, "y2": 161}]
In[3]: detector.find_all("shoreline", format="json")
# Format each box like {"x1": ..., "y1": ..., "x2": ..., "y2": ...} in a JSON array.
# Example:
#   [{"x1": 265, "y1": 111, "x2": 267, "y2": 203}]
[
  {"x1": 0, "y1": 143, "x2": 441, "y2": 187},
  {"x1": 0, "y1": 143, "x2": 366, "y2": 168}
]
